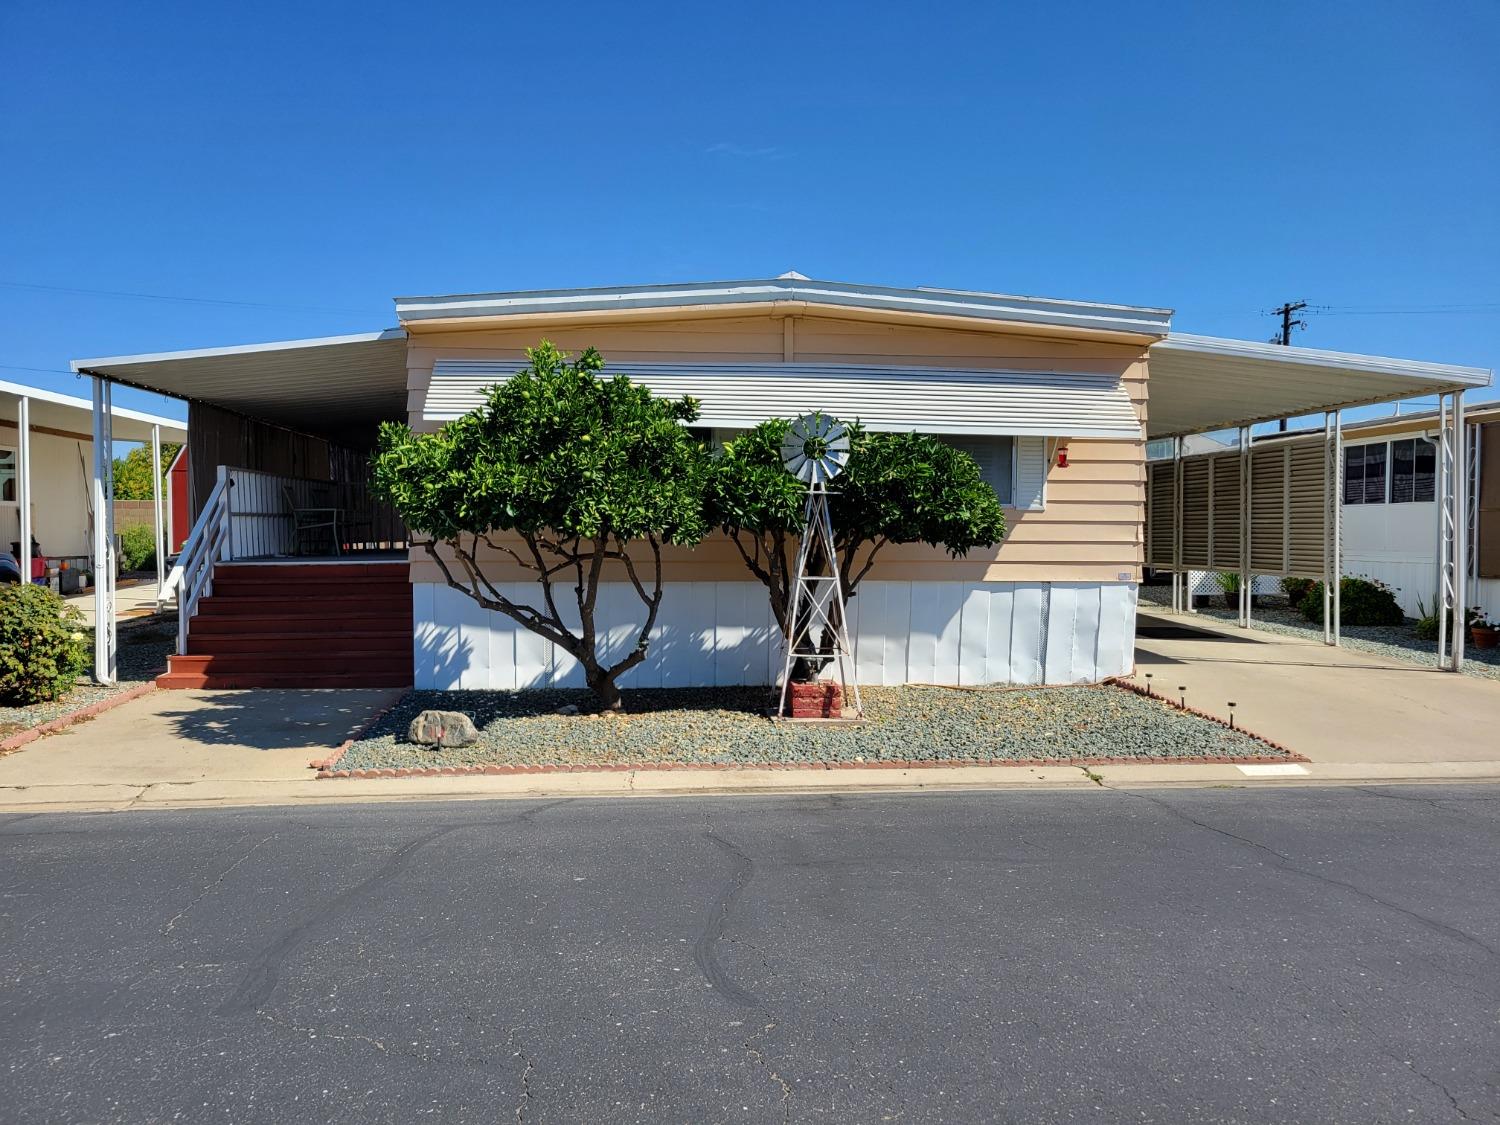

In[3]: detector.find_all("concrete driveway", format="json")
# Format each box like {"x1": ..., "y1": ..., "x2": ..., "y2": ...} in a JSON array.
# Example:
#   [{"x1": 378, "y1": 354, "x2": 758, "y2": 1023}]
[
  {"x1": 1133, "y1": 610, "x2": 1500, "y2": 763},
  {"x1": 0, "y1": 689, "x2": 402, "y2": 800}
]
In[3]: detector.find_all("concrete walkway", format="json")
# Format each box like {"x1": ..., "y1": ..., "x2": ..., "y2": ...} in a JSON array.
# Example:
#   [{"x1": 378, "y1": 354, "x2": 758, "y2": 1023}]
[
  {"x1": 0, "y1": 688, "x2": 403, "y2": 806},
  {"x1": 64, "y1": 578, "x2": 168, "y2": 624},
  {"x1": 1133, "y1": 610, "x2": 1500, "y2": 763}
]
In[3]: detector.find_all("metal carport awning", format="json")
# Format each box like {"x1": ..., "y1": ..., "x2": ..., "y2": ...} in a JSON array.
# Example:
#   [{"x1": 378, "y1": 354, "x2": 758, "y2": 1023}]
[
  {"x1": 1144, "y1": 334, "x2": 1491, "y2": 673},
  {"x1": 1147, "y1": 334, "x2": 1490, "y2": 439},
  {"x1": 71, "y1": 329, "x2": 410, "y2": 447},
  {"x1": 425, "y1": 360, "x2": 1143, "y2": 439}
]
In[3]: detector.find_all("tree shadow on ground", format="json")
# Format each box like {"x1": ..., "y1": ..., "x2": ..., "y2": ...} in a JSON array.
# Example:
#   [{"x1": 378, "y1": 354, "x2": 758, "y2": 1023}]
[{"x1": 159, "y1": 690, "x2": 403, "y2": 749}]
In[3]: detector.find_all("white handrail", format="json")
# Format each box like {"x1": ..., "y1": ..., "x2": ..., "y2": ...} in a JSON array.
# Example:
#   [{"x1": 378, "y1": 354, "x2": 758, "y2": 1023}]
[{"x1": 160, "y1": 470, "x2": 235, "y2": 656}]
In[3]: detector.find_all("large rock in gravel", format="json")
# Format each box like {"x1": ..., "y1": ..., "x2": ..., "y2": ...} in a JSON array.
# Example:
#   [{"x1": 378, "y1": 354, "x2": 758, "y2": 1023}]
[{"x1": 407, "y1": 710, "x2": 479, "y2": 748}]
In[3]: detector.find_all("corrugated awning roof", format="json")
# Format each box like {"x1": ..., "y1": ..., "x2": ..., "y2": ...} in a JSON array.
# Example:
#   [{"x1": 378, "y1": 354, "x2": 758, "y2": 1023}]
[
  {"x1": 72, "y1": 330, "x2": 408, "y2": 446},
  {"x1": 424, "y1": 360, "x2": 1143, "y2": 439},
  {"x1": 1147, "y1": 334, "x2": 1491, "y2": 439}
]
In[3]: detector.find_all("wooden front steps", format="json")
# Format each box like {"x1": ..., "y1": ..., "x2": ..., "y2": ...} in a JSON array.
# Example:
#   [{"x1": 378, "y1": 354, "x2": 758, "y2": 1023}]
[{"x1": 157, "y1": 561, "x2": 413, "y2": 689}]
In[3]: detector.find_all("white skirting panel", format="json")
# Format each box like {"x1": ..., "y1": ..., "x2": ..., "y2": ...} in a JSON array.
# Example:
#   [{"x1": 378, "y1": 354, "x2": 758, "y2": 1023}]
[{"x1": 413, "y1": 580, "x2": 1139, "y2": 691}]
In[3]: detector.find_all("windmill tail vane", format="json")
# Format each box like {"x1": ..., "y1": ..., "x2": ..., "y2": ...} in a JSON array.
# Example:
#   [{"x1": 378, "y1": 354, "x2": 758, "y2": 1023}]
[{"x1": 776, "y1": 413, "x2": 863, "y2": 719}]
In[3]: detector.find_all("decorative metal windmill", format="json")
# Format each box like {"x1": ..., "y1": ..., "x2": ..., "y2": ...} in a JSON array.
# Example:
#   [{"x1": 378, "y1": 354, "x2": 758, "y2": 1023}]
[{"x1": 776, "y1": 413, "x2": 863, "y2": 719}]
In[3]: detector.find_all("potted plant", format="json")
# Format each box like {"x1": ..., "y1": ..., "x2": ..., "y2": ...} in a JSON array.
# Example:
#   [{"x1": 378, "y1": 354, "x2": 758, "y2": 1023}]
[{"x1": 1469, "y1": 608, "x2": 1499, "y2": 651}]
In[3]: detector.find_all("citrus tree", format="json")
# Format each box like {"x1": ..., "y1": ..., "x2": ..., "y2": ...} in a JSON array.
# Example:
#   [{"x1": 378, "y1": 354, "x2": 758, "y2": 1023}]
[
  {"x1": 372, "y1": 342, "x2": 711, "y2": 711},
  {"x1": 707, "y1": 419, "x2": 1008, "y2": 643}
]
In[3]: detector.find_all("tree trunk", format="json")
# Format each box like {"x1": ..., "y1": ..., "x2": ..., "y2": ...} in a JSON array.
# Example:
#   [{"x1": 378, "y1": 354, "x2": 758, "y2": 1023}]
[{"x1": 591, "y1": 674, "x2": 624, "y2": 712}]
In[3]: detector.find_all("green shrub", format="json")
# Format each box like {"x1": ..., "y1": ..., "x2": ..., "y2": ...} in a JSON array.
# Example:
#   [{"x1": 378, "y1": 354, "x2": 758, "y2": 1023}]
[
  {"x1": 117, "y1": 525, "x2": 156, "y2": 573},
  {"x1": 1281, "y1": 576, "x2": 1315, "y2": 605},
  {"x1": 1295, "y1": 576, "x2": 1405, "y2": 627},
  {"x1": 0, "y1": 585, "x2": 89, "y2": 704},
  {"x1": 1213, "y1": 572, "x2": 1240, "y2": 593},
  {"x1": 1414, "y1": 594, "x2": 1440, "y2": 640}
]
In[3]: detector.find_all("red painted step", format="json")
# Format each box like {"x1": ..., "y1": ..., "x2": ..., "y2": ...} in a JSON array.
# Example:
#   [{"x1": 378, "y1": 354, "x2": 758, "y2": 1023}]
[
  {"x1": 197, "y1": 595, "x2": 408, "y2": 616},
  {"x1": 208, "y1": 585, "x2": 411, "y2": 603},
  {"x1": 158, "y1": 560, "x2": 416, "y2": 690},
  {"x1": 190, "y1": 614, "x2": 407, "y2": 635},
  {"x1": 166, "y1": 653, "x2": 412, "y2": 675},
  {"x1": 187, "y1": 631, "x2": 410, "y2": 655},
  {"x1": 157, "y1": 671, "x2": 414, "y2": 690},
  {"x1": 213, "y1": 562, "x2": 409, "y2": 581}
]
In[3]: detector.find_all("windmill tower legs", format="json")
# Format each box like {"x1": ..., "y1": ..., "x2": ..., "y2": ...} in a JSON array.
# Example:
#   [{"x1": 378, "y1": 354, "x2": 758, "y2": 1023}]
[{"x1": 776, "y1": 481, "x2": 863, "y2": 719}]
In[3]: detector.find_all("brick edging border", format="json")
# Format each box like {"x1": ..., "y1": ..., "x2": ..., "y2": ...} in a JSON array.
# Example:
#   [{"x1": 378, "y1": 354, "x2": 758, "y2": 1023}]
[
  {"x1": 309, "y1": 696, "x2": 406, "y2": 774},
  {"x1": 311, "y1": 682, "x2": 1306, "y2": 780},
  {"x1": 1104, "y1": 676, "x2": 1310, "y2": 762},
  {"x1": 0, "y1": 681, "x2": 158, "y2": 757}
]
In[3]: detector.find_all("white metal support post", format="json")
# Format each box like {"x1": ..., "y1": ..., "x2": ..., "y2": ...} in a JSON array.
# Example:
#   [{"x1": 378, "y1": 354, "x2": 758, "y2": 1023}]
[
  {"x1": 1238, "y1": 426, "x2": 1251, "y2": 628},
  {"x1": 1453, "y1": 394, "x2": 1467, "y2": 671},
  {"x1": 1332, "y1": 409, "x2": 1343, "y2": 646},
  {"x1": 1171, "y1": 436, "x2": 1183, "y2": 613},
  {"x1": 17, "y1": 396, "x2": 31, "y2": 589},
  {"x1": 150, "y1": 424, "x2": 167, "y2": 597},
  {"x1": 1322, "y1": 412, "x2": 1334, "y2": 645},
  {"x1": 1435, "y1": 392, "x2": 1467, "y2": 671},
  {"x1": 91, "y1": 377, "x2": 117, "y2": 684},
  {"x1": 1437, "y1": 394, "x2": 1450, "y2": 664}
]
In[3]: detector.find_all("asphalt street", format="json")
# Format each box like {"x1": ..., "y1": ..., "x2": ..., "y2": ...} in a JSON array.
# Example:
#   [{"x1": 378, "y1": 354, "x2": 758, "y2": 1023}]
[{"x1": 2, "y1": 786, "x2": 1498, "y2": 1123}]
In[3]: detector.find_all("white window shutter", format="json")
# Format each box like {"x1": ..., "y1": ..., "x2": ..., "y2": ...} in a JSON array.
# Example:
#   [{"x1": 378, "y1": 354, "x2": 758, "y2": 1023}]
[{"x1": 1013, "y1": 436, "x2": 1048, "y2": 511}]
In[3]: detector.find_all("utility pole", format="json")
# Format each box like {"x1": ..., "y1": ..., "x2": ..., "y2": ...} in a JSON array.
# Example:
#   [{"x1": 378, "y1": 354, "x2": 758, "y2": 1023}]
[{"x1": 1270, "y1": 300, "x2": 1308, "y2": 430}]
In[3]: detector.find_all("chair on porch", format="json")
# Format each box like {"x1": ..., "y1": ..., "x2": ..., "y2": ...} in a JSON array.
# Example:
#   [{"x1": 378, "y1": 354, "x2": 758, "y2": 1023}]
[{"x1": 282, "y1": 484, "x2": 341, "y2": 557}]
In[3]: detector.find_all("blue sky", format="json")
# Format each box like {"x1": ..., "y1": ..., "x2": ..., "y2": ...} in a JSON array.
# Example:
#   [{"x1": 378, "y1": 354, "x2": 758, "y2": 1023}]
[{"x1": 2, "y1": 0, "x2": 1496, "y2": 427}]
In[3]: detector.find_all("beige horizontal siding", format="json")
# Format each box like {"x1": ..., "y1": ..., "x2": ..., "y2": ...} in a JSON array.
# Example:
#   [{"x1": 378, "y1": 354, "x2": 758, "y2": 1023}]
[{"x1": 402, "y1": 312, "x2": 1147, "y2": 584}]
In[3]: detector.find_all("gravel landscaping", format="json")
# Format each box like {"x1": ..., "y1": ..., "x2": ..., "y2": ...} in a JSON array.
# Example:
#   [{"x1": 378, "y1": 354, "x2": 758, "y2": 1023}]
[
  {"x1": 1140, "y1": 584, "x2": 1500, "y2": 681},
  {"x1": 331, "y1": 682, "x2": 1293, "y2": 773},
  {"x1": 0, "y1": 614, "x2": 175, "y2": 744}
]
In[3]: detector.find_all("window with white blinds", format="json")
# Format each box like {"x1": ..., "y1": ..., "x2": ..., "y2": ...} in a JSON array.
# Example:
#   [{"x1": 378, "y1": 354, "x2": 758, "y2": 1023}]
[{"x1": 938, "y1": 435, "x2": 1016, "y2": 506}]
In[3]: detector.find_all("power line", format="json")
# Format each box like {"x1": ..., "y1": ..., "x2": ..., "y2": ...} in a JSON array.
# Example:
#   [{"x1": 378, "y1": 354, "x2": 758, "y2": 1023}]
[
  {"x1": 0, "y1": 279, "x2": 372, "y2": 316},
  {"x1": 0, "y1": 363, "x2": 79, "y2": 376}
]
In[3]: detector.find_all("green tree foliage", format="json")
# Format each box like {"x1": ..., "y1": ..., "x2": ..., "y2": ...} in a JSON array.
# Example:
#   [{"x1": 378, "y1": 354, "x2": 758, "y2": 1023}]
[
  {"x1": 117, "y1": 524, "x2": 157, "y2": 573},
  {"x1": 112, "y1": 441, "x2": 181, "y2": 501},
  {"x1": 707, "y1": 419, "x2": 1009, "y2": 642},
  {"x1": 0, "y1": 584, "x2": 88, "y2": 704},
  {"x1": 371, "y1": 342, "x2": 711, "y2": 711}
]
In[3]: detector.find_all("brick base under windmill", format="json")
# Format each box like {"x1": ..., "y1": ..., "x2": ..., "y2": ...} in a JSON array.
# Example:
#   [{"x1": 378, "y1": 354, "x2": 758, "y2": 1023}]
[{"x1": 788, "y1": 681, "x2": 843, "y2": 719}]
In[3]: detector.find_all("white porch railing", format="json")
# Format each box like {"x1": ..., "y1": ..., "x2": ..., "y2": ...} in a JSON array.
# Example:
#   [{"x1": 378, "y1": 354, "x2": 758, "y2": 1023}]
[
  {"x1": 159, "y1": 466, "x2": 234, "y2": 656},
  {"x1": 157, "y1": 465, "x2": 410, "y2": 656}
]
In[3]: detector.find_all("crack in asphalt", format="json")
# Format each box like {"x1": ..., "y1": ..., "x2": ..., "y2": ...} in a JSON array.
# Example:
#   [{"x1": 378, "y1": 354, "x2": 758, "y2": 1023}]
[
  {"x1": 694, "y1": 832, "x2": 760, "y2": 1008},
  {"x1": 215, "y1": 826, "x2": 460, "y2": 1016},
  {"x1": 743, "y1": 1021, "x2": 791, "y2": 1124},
  {"x1": 511, "y1": 1029, "x2": 534, "y2": 1124},
  {"x1": 1355, "y1": 786, "x2": 1500, "y2": 816},
  {"x1": 1121, "y1": 788, "x2": 1500, "y2": 964},
  {"x1": 162, "y1": 831, "x2": 279, "y2": 936},
  {"x1": 215, "y1": 799, "x2": 566, "y2": 1017},
  {"x1": 258, "y1": 1009, "x2": 388, "y2": 1054}
]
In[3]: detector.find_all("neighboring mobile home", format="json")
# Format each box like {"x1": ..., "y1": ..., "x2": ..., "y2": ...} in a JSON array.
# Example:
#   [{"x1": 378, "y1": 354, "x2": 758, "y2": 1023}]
[
  {"x1": 69, "y1": 276, "x2": 1491, "y2": 689},
  {"x1": 1333, "y1": 401, "x2": 1500, "y2": 621},
  {"x1": 2, "y1": 378, "x2": 185, "y2": 587}
]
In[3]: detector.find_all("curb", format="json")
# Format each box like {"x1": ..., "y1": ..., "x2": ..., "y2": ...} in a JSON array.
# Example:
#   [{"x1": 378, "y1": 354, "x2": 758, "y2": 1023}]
[
  {"x1": 313, "y1": 751, "x2": 1305, "y2": 781},
  {"x1": 0, "y1": 681, "x2": 158, "y2": 758}
]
